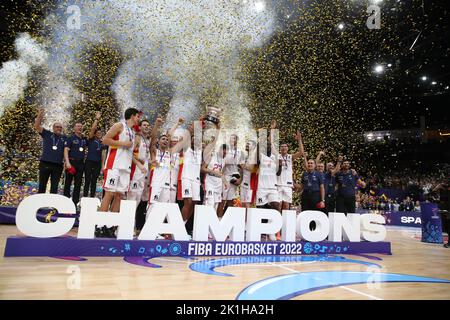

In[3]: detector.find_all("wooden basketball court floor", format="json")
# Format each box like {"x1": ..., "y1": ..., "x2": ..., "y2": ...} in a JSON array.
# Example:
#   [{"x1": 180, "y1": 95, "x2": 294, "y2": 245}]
[{"x1": 0, "y1": 225, "x2": 449, "y2": 300}]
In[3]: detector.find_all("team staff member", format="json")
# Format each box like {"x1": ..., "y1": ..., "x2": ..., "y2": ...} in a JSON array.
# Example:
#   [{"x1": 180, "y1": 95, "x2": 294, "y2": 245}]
[
  {"x1": 300, "y1": 159, "x2": 325, "y2": 211},
  {"x1": 335, "y1": 160, "x2": 366, "y2": 214},
  {"x1": 64, "y1": 121, "x2": 90, "y2": 206},
  {"x1": 83, "y1": 111, "x2": 105, "y2": 198},
  {"x1": 34, "y1": 107, "x2": 66, "y2": 194},
  {"x1": 324, "y1": 156, "x2": 342, "y2": 214}
]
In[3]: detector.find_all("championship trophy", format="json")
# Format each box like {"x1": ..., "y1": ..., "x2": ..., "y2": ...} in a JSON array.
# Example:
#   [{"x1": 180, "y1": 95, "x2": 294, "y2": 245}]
[{"x1": 204, "y1": 106, "x2": 221, "y2": 126}]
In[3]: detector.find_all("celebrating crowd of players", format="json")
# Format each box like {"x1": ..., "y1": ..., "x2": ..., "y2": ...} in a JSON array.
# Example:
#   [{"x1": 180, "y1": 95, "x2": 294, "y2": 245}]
[{"x1": 35, "y1": 107, "x2": 366, "y2": 238}]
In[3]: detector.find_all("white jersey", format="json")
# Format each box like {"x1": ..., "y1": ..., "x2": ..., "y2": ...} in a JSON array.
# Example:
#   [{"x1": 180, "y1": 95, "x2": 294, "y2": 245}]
[
  {"x1": 258, "y1": 153, "x2": 278, "y2": 190},
  {"x1": 104, "y1": 122, "x2": 135, "y2": 172},
  {"x1": 277, "y1": 154, "x2": 293, "y2": 188},
  {"x1": 137, "y1": 135, "x2": 150, "y2": 163},
  {"x1": 150, "y1": 149, "x2": 172, "y2": 188},
  {"x1": 204, "y1": 153, "x2": 224, "y2": 190},
  {"x1": 170, "y1": 152, "x2": 181, "y2": 190},
  {"x1": 181, "y1": 147, "x2": 202, "y2": 182},
  {"x1": 223, "y1": 148, "x2": 242, "y2": 177}
]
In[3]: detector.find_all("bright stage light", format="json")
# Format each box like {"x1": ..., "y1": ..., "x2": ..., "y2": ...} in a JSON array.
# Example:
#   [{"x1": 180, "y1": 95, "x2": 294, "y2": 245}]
[
  {"x1": 421, "y1": 76, "x2": 428, "y2": 81},
  {"x1": 254, "y1": 1, "x2": 265, "y2": 12},
  {"x1": 431, "y1": 81, "x2": 437, "y2": 85},
  {"x1": 374, "y1": 64, "x2": 384, "y2": 74},
  {"x1": 338, "y1": 23, "x2": 345, "y2": 30},
  {"x1": 387, "y1": 63, "x2": 392, "y2": 67}
]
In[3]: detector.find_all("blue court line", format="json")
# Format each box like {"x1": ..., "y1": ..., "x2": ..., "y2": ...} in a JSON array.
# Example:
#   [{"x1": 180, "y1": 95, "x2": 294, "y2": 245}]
[
  {"x1": 236, "y1": 271, "x2": 450, "y2": 300},
  {"x1": 189, "y1": 255, "x2": 381, "y2": 277}
]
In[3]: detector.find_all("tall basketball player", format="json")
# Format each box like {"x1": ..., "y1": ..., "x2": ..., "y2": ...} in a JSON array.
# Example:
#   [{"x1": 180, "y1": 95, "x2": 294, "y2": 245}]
[
  {"x1": 100, "y1": 108, "x2": 140, "y2": 214},
  {"x1": 277, "y1": 130, "x2": 303, "y2": 211},
  {"x1": 240, "y1": 140, "x2": 258, "y2": 209}
]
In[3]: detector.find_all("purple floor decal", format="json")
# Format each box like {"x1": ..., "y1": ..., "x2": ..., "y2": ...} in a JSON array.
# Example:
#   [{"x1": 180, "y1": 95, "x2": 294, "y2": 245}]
[{"x1": 4, "y1": 236, "x2": 392, "y2": 257}]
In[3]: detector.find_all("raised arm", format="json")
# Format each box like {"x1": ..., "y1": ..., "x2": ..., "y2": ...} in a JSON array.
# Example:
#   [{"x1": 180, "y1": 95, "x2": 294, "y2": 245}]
[
  {"x1": 331, "y1": 155, "x2": 343, "y2": 175},
  {"x1": 291, "y1": 130, "x2": 304, "y2": 160},
  {"x1": 202, "y1": 122, "x2": 220, "y2": 165},
  {"x1": 34, "y1": 107, "x2": 44, "y2": 134},
  {"x1": 167, "y1": 117, "x2": 184, "y2": 140},
  {"x1": 269, "y1": 120, "x2": 279, "y2": 158},
  {"x1": 316, "y1": 150, "x2": 325, "y2": 164},
  {"x1": 103, "y1": 123, "x2": 132, "y2": 148},
  {"x1": 89, "y1": 111, "x2": 101, "y2": 139},
  {"x1": 150, "y1": 117, "x2": 163, "y2": 160}
]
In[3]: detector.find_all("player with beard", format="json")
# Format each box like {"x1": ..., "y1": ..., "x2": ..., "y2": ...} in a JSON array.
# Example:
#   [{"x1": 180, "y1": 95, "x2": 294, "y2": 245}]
[{"x1": 335, "y1": 160, "x2": 366, "y2": 214}]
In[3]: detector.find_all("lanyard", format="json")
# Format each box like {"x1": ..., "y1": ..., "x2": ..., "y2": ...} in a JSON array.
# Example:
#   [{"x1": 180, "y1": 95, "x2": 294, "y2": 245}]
[
  {"x1": 125, "y1": 125, "x2": 133, "y2": 142},
  {"x1": 95, "y1": 139, "x2": 101, "y2": 151},
  {"x1": 282, "y1": 154, "x2": 288, "y2": 167},
  {"x1": 159, "y1": 150, "x2": 166, "y2": 164},
  {"x1": 51, "y1": 134, "x2": 61, "y2": 148}
]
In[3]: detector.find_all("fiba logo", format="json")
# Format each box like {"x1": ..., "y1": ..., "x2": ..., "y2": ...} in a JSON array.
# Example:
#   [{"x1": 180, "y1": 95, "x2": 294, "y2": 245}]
[
  {"x1": 133, "y1": 182, "x2": 138, "y2": 189},
  {"x1": 109, "y1": 178, "x2": 115, "y2": 186},
  {"x1": 208, "y1": 190, "x2": 212, "y2": 196},
  {"x1": 153, "y1": 195, "x2": 159, "y2": 200},
  {"x1": 184, "y1": 189, "x2": 189, "y2": 195},
  {"x1": 258, "y1": 198, "x2": 263, "y2": 203}
]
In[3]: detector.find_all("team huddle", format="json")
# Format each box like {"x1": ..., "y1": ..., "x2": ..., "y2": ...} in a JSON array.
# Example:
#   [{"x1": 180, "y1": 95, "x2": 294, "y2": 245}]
[{"x1": 36, "y1": 107, "x2": 366, "y2": 239}]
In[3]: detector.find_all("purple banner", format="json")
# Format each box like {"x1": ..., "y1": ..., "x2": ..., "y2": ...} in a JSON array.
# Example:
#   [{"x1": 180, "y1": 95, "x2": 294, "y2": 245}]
[
  {"x1": 420, "y1": 202, "x2": 443, "y2": 244},
  {"x1": 382, "y1": 211, "x2": 422, "y2": 227},
  {"x1": 3, "y1": 236, "x2": 391, "y2": 257}
]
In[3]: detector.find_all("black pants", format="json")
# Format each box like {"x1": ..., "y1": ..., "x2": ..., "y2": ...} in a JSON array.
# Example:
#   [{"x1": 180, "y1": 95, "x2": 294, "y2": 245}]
[
  {"x1": 38, "y1": 161, "x2": 63, "y2": 194},
  {"x1": 135, "y1": 200, "x2": 148, "y2": 231},
  {"x1": 83, "y1": 160, "x2": 101, "y2": 198},
  {"x1": 64, "y1": 159, "x2": 85, "y2": 206},
  {"x1": 301, "y1": 191, "x2": 321, "y2": 211},
  {"x1": 336, "y1": 195, "x2": 356, "y2": 214},
  {"x1": 325, "y1": 193, "x2": 336, "y2": 214}
]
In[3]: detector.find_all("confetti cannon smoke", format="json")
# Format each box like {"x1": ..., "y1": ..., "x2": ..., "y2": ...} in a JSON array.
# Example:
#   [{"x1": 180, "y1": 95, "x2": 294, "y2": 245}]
[{"x1": 1, "y1": 0, "x2": 276, "y2": 132}]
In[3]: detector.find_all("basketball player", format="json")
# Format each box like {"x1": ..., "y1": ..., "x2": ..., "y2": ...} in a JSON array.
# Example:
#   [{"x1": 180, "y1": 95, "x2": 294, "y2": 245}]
[
  {"x1": 277, "y1": 130, "x2": 304, "y2": 211},
  {"x1": 147, "y1": 117, "x2": 173, "y2": 211},
  {"x1": 100, "y1": 108, "x2": 140, "y2": 215},
  {"x1": 219, "y1": 133, "x2": 243, "y2": 214},
  {"x1": 255, "y1": 121, "x2": 281, "y2": 211},
  {"x1": 202, "y1": 126, "x2": 226, "y2": 212},
  {"x1": 127, "y1": 119, "x2": 151, "y2": 203},
  {"x1": 239, "y1": 140, "x2": 258, "y2": 209}
]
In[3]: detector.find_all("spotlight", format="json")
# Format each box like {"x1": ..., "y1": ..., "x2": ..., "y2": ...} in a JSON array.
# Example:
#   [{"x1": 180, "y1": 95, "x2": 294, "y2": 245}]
[
  {"x1": 338, "y1": 23, "x2": 345, "y2": 30},
  {"x1": 387, "y1": 63, "x2": 392, "y2": 67},
  {"x1": 431, "y1": 81, "x2": 437, "y2": 85},
  {"x1": 374, "y1": 64, "x2": 384, "y2": 74},
  {"x1": 254, "y1": 1, "x2": 265, "y2": 12},
  {"x1": 421, "y1": 76, "x2": 428, "y2": 81}
]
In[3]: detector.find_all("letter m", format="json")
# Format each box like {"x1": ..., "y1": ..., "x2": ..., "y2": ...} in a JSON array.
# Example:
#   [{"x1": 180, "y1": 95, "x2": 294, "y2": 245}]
[{"x1": 193, "y1": 205, "x2": 246, "y2": 241}]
